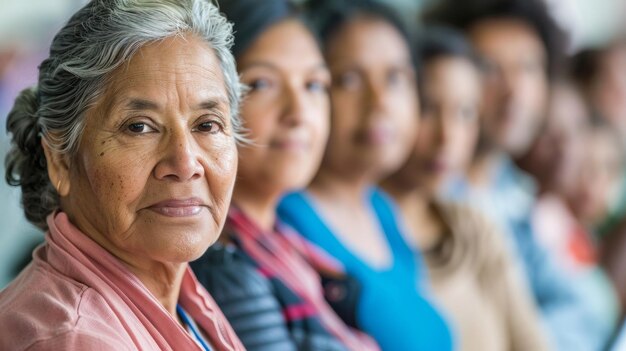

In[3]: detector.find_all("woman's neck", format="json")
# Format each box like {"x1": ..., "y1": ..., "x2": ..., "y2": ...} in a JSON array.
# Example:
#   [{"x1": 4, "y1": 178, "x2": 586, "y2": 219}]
[
  {"x1": 309, "y1": 166, "x2": 373, "y2": 205},
  {"x1": 232, "y1": 183, "x2": 280, "y2": 233},
  {"x1": 383, "y1": 182, "x2": 443, "y2": 251},
  {"x1": 125, "y1": 260, "x2": 187, "y2": 322},
  {"x1": 308, "y1": 166, "x2": 397, "y2": 269},
  {"x1": 61, "y1": 204, "x2": 188, "y2": 323},
  {"x1": 467, "y1": 149, "x2": 504, "y2": 188}
]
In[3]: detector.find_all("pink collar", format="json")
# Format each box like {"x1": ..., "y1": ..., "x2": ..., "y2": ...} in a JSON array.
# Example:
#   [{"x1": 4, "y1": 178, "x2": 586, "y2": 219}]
[{"x1": 43, "y1": 211, "x2": 244, "y2": 350}]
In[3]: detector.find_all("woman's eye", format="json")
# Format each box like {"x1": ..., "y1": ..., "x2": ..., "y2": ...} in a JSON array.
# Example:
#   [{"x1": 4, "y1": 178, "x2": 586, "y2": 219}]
[
  {"x1": 388, "y1": 69, "x2": 408, "y2": 87},
  {"x1": 336, "y1": 71, "x2": 361, "y2": 90},
  {"x1": 196, "y1": 121, "x2": 221, "y2": 134},
  {"x1": 521, "y1": 59, "x2": 543, "y2": 75},
  {"x1": 248, "y1": 78, "x2": 272, "y2": 91},
  {"x1": 421, "y1": 101, "x2": 435, "y2": 116},
  {"x1": 306, "y1": 80, "x2": 328, "y2": 93},
  {"x1": 459, "y1": 105, "x2": 478, "y2": 121},
  {"x1": 481, "y1": 60, "x2": 497, "y2": 76},
  {"x1": 127, "y1": 122, "x2": 155, "y2": 134}
]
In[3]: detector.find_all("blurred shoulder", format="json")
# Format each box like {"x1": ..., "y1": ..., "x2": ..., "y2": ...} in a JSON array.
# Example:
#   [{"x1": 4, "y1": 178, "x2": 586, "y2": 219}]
[
  {"x1": 191, "y1": 242, "x2": 274, "y2": 299},
  {"x1": 435, "y1": 200, "x2": 514, "y2": 272},
  {"x1": 438, "y1": 200, "x2": 506, "y2": 244}
]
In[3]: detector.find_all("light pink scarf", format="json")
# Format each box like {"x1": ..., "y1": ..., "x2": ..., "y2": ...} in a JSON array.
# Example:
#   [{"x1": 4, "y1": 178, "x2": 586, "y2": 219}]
[{"x1": 0, "y1": 211, "x2": 245, "y2": 350}]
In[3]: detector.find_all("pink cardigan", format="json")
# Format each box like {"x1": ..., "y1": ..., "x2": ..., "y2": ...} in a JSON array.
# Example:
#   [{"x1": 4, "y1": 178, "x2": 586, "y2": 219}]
[{"x1": 0, "y1": 212, "x2": 245, "y2": 351}]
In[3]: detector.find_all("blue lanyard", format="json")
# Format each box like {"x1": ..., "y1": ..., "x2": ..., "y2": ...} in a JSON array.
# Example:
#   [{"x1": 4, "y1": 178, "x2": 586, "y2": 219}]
[{"x1": 176, "y1": 304, "x2": 213, "y2": 351}]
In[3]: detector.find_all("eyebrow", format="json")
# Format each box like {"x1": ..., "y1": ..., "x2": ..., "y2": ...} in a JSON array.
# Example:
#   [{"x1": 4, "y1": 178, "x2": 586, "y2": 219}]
[
  {"x1": 124, "y1": 98, "x2": 160, "y2": 112},
  {"x1": 241, "y1": 61, "x2": 328, "y2": 74},
  {"x1": 196, "y1": 100, "x2": 219, "y2": 111},
  {"x1": 122, "y1": 98, "x2": 223, "y2": 112},
  {"x1": 310, "y1": 63, "x2": 331, "y2": 75}
]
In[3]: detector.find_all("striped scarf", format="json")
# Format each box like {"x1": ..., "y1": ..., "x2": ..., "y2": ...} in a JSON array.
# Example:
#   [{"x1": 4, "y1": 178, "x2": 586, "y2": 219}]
[{"x1": 227, "y1": 206, "x2": 379, "y2": 351}]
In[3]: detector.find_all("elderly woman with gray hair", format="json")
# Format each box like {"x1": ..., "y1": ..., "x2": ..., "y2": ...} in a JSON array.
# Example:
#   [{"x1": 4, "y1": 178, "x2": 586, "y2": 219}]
[{"x1": 0, "y1": 0, "x2": 246, "y2": 350}]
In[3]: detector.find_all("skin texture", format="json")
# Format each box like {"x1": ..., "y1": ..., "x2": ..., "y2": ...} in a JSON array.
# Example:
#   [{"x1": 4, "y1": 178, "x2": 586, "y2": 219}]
[
  {"x1": 232, "y1": 19, "x2": 330, "y2": 231},
  {"x1": 469, "y1": 18, "x2": 548, "y2": 158},
  {"x1": 309, "y1": 16, "x2": 418, "y2": 268},
  {"x1": 42, "y1": 34, "x2": 238, "y2": 318},
  {"x1": 383, "y1": 56, "x2": 482, "y2": 249}
]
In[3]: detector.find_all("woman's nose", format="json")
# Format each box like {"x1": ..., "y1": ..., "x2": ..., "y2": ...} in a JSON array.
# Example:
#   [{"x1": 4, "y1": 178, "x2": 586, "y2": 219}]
[
  {"x1": 366, "y1": 78, "x2": 387, "y2": 114},
  {"x1": 280, "y1": 85, "x2": 307, "y2": 127},
  {"x1": 154, "y1": 129, "x2": 204, "y2": 182}
]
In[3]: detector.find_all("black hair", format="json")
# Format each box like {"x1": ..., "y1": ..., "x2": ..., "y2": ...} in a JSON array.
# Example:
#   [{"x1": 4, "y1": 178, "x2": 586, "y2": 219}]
[
  {"x1": 422, "y1": 0, "x2": 567, "y2": 79},
  {"x1": 570, "y1": 48, "x2": 602, "y2": 90},
  {"x1": 305, "y1": 0, "x2": 413, "y2": 60},
  {"x1": 417, "y1": 26, "x2": 481, "y2": 69},
  {"x1": 217, "y1": 0, "x2": 297, "y2": 58},
  {"x1": 571, "y1": 39, "x2": 626, "y2": 90}
]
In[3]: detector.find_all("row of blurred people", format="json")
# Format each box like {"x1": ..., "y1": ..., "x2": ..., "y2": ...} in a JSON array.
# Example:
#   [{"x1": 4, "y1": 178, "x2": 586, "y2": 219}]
[
  {"x1": 1, "y1": 0, "x2": 625, "y2": 350},
  {"x1": 196, "y1": 0, "x2": 624, "y2": 349},
  {"x1": 422, "y1": 1, "x2": 623, "y2": 350}
]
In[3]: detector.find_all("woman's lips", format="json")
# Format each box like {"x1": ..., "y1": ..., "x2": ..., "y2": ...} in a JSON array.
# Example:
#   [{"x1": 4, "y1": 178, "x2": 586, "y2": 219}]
[
  {"x1": 424, "y1": 159, "x2": 449, "y2": 174},
  {"x1": 147, "y1": 198, "x2": 205, "y2": 217},
  {"x1": 270, "y1": 138, "x2": 309, "y2": 151},
  {"x1": 355, "y1": 126, "x2": 393, "y2": 145}
]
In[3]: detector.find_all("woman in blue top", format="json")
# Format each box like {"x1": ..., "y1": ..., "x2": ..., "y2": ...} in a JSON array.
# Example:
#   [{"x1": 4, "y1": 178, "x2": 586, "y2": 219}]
[{"x1": 278, "y1": 0, "x2": 453, "y2": 349}]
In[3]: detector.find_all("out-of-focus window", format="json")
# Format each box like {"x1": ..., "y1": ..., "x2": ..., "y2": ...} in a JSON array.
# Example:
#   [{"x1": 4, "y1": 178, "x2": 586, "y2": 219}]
[
  {"x1": 0, "y1": 0, "x2": 87, "y2": 288},
  {"x1": 545, "y1": 0, "x2": 626, "y2": 50}
]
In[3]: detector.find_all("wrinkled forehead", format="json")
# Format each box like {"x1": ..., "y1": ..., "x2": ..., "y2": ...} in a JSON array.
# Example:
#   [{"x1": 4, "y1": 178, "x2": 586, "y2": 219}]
[{"x1": 98, "y1": 35, "x2": 230, "y2": 116}]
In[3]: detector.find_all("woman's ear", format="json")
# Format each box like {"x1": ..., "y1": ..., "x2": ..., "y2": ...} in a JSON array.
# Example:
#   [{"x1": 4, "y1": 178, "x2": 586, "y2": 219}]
[{"x1": 41, "y1": 138, "x2": 71, "y2": 197}]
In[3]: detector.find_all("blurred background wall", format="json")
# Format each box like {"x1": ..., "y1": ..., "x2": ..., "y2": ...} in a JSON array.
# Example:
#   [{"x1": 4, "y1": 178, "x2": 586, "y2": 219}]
[{"x1": 0, "y1": 0, "x2": 88, "y2": 287}]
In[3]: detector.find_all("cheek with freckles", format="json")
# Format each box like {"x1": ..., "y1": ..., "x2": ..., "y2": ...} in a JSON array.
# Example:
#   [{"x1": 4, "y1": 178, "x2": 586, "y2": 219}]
[
  {"x1": 83, "y1": 137, "x2": 236, "y2": 262},
  {"x1": 73, "y1": 138, "x2": 155, "y2": 240}
]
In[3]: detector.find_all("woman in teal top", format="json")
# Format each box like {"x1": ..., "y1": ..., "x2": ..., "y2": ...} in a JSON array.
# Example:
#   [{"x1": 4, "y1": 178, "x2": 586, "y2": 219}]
[
  {"x1": 279, "y1": 189, "x2": 452, "y2": 350},
  {"x1": 278, "y1": 0, "x2": 453, "y2": 349}
]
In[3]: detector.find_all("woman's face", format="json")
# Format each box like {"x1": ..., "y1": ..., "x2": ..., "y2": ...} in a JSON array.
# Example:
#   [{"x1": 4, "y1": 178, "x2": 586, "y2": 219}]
[
  {"x1": 569, "y1": 127, "x2": 624, "y2": 224},
  {"x1": 591, "y1": 44, "x2": 626, "y2": 137},
  {"x1": 235, "y1": 19, "x2": 330, "y2": 196},
  {"x1": 470, "y1": 19, "x2": 548, "y2": 157},
  {"x1": 52, "y1": 35, "x2": 238, "y2": 265},
  {"x1": 324, "y1": 16, "x2": 418, "y2": 180},
  {"x1": 392, "y1": 57, "x2": 481, "y2": 194},
  {"x1": 523, "y1": 84, "x2": 588, "y2": 195}
]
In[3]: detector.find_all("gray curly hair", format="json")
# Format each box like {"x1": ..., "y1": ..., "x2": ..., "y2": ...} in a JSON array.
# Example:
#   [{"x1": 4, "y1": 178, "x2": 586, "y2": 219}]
[{"x1": 5, "y1": 0, "x2": 244, "y2": 230}]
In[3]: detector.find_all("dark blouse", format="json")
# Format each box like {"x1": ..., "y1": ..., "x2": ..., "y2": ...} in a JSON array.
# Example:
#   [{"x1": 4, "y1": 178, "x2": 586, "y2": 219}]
[{"x1": 191, "y1": 207, "x2": 377, "y2": 351}]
